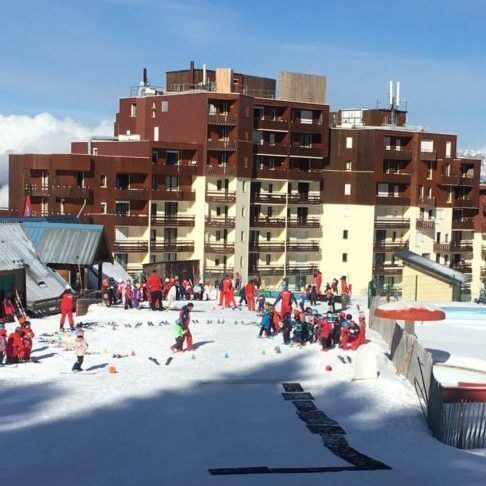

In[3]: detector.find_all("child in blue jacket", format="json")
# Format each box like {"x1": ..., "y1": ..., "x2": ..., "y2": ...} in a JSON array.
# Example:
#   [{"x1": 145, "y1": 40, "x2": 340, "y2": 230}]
[{"x1": 258, "y1": 309, "x2": 273, "y2": 337}]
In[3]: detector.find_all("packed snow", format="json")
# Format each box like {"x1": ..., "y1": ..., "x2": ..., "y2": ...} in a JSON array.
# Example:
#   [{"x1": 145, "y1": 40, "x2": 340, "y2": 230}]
[{"x1": 1, "y1": 298, "x2": 486, "y2": 485}]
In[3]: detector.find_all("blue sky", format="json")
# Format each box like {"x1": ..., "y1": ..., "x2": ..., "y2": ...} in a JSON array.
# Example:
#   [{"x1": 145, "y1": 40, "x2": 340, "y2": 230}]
[{"x1": 1, "y1": 0, "x2": 485, "y2": 148}]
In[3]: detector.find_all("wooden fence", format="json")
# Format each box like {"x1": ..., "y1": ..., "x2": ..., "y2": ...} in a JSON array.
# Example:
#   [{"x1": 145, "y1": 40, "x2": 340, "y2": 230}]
[{"x1": 369, "y1": 297, "x2": 486, "y2": 450}]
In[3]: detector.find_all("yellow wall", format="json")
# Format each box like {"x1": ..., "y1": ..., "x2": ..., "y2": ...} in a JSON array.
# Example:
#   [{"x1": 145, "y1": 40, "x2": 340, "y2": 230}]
[{"x1": 401, "y1": 265, "x2": 453, "y2": 302}]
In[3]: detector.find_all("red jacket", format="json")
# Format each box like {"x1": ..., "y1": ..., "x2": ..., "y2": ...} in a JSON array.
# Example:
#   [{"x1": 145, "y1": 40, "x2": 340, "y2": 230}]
[
  {"x1": 320, "y1": 319, "x2": 333, "y2": 339},
  {"x1": 222, "y1": 278, "x2": 232, "y2": 292},
  {"x1": 7, "y1": 332, "x2": 23, "y2": 359},
  {"x1": 21, "y1": 328, "x2": 34, "y2": 350},
  {"x1": 148, "y1": 274, "x2": 162, "y2": 291},
  {"x1": 245, "y1": 282, "x2": 255, "y2": 297},
  {"x1": 60, "y1": 292, "x2": 74, "y2": 313}
]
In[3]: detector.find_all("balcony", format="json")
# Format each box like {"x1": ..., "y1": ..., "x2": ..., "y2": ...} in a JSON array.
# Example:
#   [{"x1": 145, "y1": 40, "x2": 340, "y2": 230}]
[
  {"x1": 206, "y1": 191, "x2": 237, "y2": 203},
  {"x1": 381, "y1": 172, "x2": 412, "y2": 184},
  {"x1": 255, "y1": 119, "x2": 288, "y2": 131},
  {"x1": 450, "y1": 263, "x2": 472, "y2": 274},
  {"x1": 288, "y1": 168, "x2": 322, "y2": 181},
  {"x1": 114, "y1": 188, "x2": 149, "y2": 201},
  {"x1": 152, "y1": 161, "x2": 199, "y2": 176},
  {"x1": 433, "y1": 241, "x2": 474, "y2": 253},
  {"x1": 254, "y1": 143, "x2": 287, "y2": 156},
  {"x1": 111, "y1": 214, "x2": 149, "y2": 226},
  {"x1": 150, "y1": 240, "x2": 195, "y2": 253},
  {"x1": 249, "y1": 243, "x2": 285, "y2": 252},
  {"x1": 290, "y1": 121, "x2": 323, "y2": 134},
  {"x1": 481, "y1": 266, "x2": 486, "y2": 278},
  {"x1": 25, "y1": 184, "x2": 50, "y2": 197},
  {"x1": 151, "y1": 189, "x2": 195, "y2": 202},
  {"x1": 375, "y1": 217, "x2": 410, "y2": 229},
  {"x1": 204, "y1": 242, "x2": 235, "y2": 253},
  {"x1": 250, "y1": 217, "x2": 286, "y2": 228},
  {"x1": 416, "y1": 219, "x2": 435, "y2": 231},
  {"x1": 208, "y1": 113, "x2": 237, "y2": 126},
  {"x1": 373, "y1": 241, "x2": 409, "y2": 252},
  {"x1": 418, "y1": 197, "x2": 436, "y2": 209},
  {"x1": 113, "y1": 240, "x2": 148, "y2": 253},
  {"x1": 52, "y1": 185, "x2": 92, "y2": 199},
  {"x1": 207, "y1": 139, "x2": 236, "y2": 151},
  {"x1": 459, "y1": 175, "x2": 475, "y2": 186},
  {"x1": 452, "y1": 218, "x2": 475, "y2": 230},
  {"x1": 150, "y1": 216, "x2": 195, "y2": 227},
  {"x1": 286, "y1": 263, "x2": 320, "y2": 275},
  {"x1": 373, "y1": 264, "x2": 403, "y2": 276},
  {"x1": 383, "y1": 148, "x2": 412, "y2": 160},
  {"x1": 454, "y1": 198, "x2": 478, "y2": 209},
  {"x1": 375, "y1": 196, "x2": 410, "y2": 206},
  {"x1": 287, "y1": 217, "x2": 320, "y2": 229},
  {"x1": 420, "y1": 151, "x2": 436, "y2": 161},
  {"x1": 289, "y1": 146, "x2": 322, "y2": 158},
  {"x1": 287, "y1": 241, "x2": 320, "y2": 252},
  {"x1": 250, "y1": 265, "x2": 285, "y2": 276},
  {"x1": 254, "y1": 167, "x2": 288, "y2": 180},
  {"x1": 440, "y1": 175, "x2": 460, "y2": 186},
  {"x1": 205, "y1": 216, "x2": 236, "y2": 228},
  {"x1": 254, "y1": 194, "x2": 287, "y2": 204},
  {"x1": 288, "y1": 193, "x2": 321, "y2": 204},
  {"x1": 206, "y1": 164, "x2": 237, "y2": 177}
]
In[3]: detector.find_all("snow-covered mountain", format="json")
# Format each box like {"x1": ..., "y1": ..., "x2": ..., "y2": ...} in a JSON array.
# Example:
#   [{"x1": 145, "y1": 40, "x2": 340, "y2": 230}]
[{"x1": 459, "y1": 149, "x2": 486, "y2": 183}]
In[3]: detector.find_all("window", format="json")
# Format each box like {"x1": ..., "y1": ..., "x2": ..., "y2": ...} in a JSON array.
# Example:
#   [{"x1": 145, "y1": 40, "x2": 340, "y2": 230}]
[
  {"x1": 165, "y1": 176, "x2": 179, "y2": 191},
  {"x1": 301, "y1": 110, "x2": 313, "y2": 124},
  {"x1": 115, "y1": 202, "x2": 130, "y2": 216},
  {"x1": 421, "y1": 140, "x2": 434, "y2": 153},
  {"x1": 345, "y1": 136, "x2": 353, "y2": 149},
  {"x1": 130, "y1": 103, "x2": 137, "y2": 117},
  {"x1": 240, "y1": 257, "x2": 244, "y2": 267},
  {"x1": 343, "y1": 230, "x2": 348, "y2": 239},
  {"x1": 154, "y1": 126, "x2": 159, "y2": 141},
  {"x1": 152, "y1": 151, "x2": 158, "y2": 163},
  {"x1": 60, "y1": 199, "x2": 65, "y2": 215},
  {"x1": 161, "y1": 101, "x2": 168, "y2": 112},
  {"x1": 166, "y1": 150, "x2": 180, "y2": 165},
  {"x1": 76, "y1": 172, "x2": 85, "y2": 188},
  {"x1": 345, "y1": 161, "x2": 352, "y2": 171},
  {"x1": 344, "y1": 183, "x2": 351, "y2": 195},
  {"x1": 100, "y1": 175, "x2": 107, "y2": 187},
  {"x1": 242, "y1": 207, "x2": 246, "y2": 217},
  {"x1": 419, "y1": 185, "x2": 424, "y2": 197},
  {"x1": 301, "y1": 134, "x2": 312, "y2": 148},
  {"x1": 377, "y1": 183, "x2": 388, "y2": 197},
  {"x1": 269, "y1": 133, "x2": 276, "y2": 146},
  {"x1": 92, "y1": 147, "x2": 98, "y2": 155},
  {"x1": 266, "y1": 254, "x2": 271, "y2": 265},
  {"x1": 266, "y1": 232, "x2": 271, "y2": 241},
  {"x1": 447, "y1": 188, "x2": 453, "y2": 203},
  {"x1": 268, "y1": 183, "x2": 273, "y2": 193},
  {"x1": 445, "y1": 141, "x2": 452, "y2": 158},
  {"x1": 215, "y1": 258, "x2": 220, "y2": 266},
  {"x1": 342, "y1": 253, "x2": 348, "y2": 262},
  {"x1": 115, "y1": 253, "x2": 128, "y2": 268},
  {"x1": 427, "y1": 163, "x2": 433, "y2": 179},
  {"x1": 100, "y1": 202, "x2": 107, "y2": 214},
  {"x1": 242, "y1": 181, "x2": 246, "y2": 192},
  {"x1": 427, "y1": 187, "x2": 433, "y2": 198},
  {"x1": 241, "y1": 231, "x2": 244, "y2": 242},
  {"x1": 253, "y1": 130, "x2": 263, "y2": 145}
]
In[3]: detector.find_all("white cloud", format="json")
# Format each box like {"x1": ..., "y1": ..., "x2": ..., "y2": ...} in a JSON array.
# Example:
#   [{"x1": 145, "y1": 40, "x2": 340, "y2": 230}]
[{"x1": 0, "y1": 113, "x2": 112, "y2": 206}]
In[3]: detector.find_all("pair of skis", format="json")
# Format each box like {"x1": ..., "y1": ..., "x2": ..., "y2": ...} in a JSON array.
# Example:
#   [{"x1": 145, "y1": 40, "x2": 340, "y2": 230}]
[{"x1": 149, "y1": 356, "x2": 173, "y2": 366}]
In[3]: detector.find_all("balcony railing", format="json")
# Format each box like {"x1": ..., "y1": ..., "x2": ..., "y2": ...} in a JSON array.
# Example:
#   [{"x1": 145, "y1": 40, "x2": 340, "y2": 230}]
[
  {"x1": 24, "y1": 183, "x2": 50, "y2": 197},
  {"x1": 206, "y1": 164, "x2": 237, "y2": 177},
  {"x1": 290, "y1": 121, "x2": 323, "y2": 133},
  {"x1": 440, "y1": 175, "x2": 460, "y2": 186},
  {"x1": 373, "y1": 264, "x2": 403, "y2": 276},
  {"x1": 208, "y1": 114, "x2": 237, "y2": 126},
  {"x1": 433, "y1": 241, "x2": 474, "y2": 253},
  {"x1": 454, "y1": 198, "x2": 478, "y2": 209},
  {"x1": 204, "y1": 242, "x2": 235, "y2": 253},
  {"x1": 416, "y1": 219, "x2": 435, "y2": 231},
  {"x1": 254, "y1": 143, "x2": 288, "y2": 156},
  {"x1": 286, "y1": 263, "x2": 320, "y2": 275},
  {"x1": 205, "y1": 216, "x2": 236, "y2": 228},
  {"x1": 459, "y1": 174, "x2": 475, "y2": 186},
  {"x1": 249, "y1": 265, "x2": 285, "y2": 276},
  {"x1": 289, "y1": 146, "x2": 322, "y2": 157},
  {"x1": 287, "y1": 241, "x2": 320, "y2": 252},
  {"x1": 287, "y1": 168, "x2": 322, "y2": 181},
  {"x1": 113, "y1": 240, "x2": 148, "y2": 253},
  {"x1": 375, "y1": 217, "x2": 410, "y2": 229},
  {"x1": 420, "y1": 151, "x2": 437, "y2": 161},
  {"x1": 418, "y1": 197, "x2": 436, "y2": 208},
  {"x1": 152, "y1": 161, "x2": 199, "y2": 175},
  {"x1": 287, "y1": 218, "x2": 320, "y2": 228},
  {"x1": 109, "y1": 214, "x2": 149, "y2": 226},
  {"x1": 151, "y1": 189, "x2": 196, "y2": 202},
  {"x1": 383, "y1": 148, "x2": 412, "y2": 160},
  {"x1": 250, "y1": 217, "x2": 286, "y2": 228},
  {"x1": 150, "y1": 240, "x2": 195, "y2": 252},
  {"x1": 375, "y1": 196, "x2": 410, "y2": 206},
  {"x1": 373, "y1": 241, "x2": 409, "y2": 252},
  {"x1": 51, "y1": 185, "x2": 92, "y2": 199},
  {"x1": 114, "y1": 187, "x2": 150, "y2": 200},
  {"x1": 450, "y1": 263, "x2": 472, "y2": 274},
  {"x1": 255, "y1": 119, "x2": 288, "y2": 131},
  {"x1": 249, "y1": 243, "x2": 286, "y2": 252},
  {"x1": 206, "y1": 191, "x2": 237, "y2": 203},
  {"x1": 452, "y1": 218, "x2": 475, "y2": 230},
  {"x1": 254, "y1": 193, "x2": 287, "y2": 204},
  {"x1": 207, "y1": 139, "x2": 237, "y2": 151},
  {"x1": 150, "y1": 215, "x2": 195, "y2": 227},
  {"x1": 381, "y1": 172, "x2": 412, "y2": 183},
  {"x1": 288, "y1": 194, "x2": 321, "y2": 204}
]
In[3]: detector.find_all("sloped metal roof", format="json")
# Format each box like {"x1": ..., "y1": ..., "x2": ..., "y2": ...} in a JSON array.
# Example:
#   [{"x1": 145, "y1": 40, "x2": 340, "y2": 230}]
[
  {"x1": 21, "y1": 222, "x2": 112, "y2": 265},
  {"x1": 0, "y1": 223, "x2": 68, "y2": 303},
  {"x1": 394, "y1": 250, "x2": 470, "y2": 285}
]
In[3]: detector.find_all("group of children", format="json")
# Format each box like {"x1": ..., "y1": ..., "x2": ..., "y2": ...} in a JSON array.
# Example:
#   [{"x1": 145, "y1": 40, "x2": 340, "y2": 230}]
[
  {"x1": 259, "y1": 305, "x2": 366, "y2": 351},
  {"x1": 0, "y1": 320, "x2": 35, "y2": 364}
]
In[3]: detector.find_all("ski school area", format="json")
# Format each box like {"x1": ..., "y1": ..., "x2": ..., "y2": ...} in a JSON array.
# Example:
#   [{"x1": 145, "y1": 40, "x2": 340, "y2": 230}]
[{"x1": 1, "y1": 292, "x2": 486, "y2": 485}]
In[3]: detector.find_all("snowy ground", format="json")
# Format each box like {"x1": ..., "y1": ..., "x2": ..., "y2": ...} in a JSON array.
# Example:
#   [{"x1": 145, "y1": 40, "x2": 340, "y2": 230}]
[{"x1": 1, "y1": 299, "x2": 486, "y2": 485}]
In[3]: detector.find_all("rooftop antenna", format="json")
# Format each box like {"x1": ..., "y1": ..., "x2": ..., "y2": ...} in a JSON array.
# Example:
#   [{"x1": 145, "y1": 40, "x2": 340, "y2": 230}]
[
  {"x1": 388, "y1": 80, "x2": 401, "y2": 126},
  {"x1": 142, "y1": 67, "x2": 148, "y2": 86},
  {"x1": 202, "y1": 63, "x2": 207, "y2": 86}
]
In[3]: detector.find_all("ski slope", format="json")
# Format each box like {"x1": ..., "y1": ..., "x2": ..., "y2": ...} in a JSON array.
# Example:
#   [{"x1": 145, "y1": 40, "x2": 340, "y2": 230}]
[{"x1": 1, "y1": 299, "x2": 485, "y2": 486}]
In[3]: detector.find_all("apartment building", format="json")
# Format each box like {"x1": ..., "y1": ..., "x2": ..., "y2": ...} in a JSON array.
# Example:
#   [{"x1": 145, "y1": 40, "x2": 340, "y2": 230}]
[{"x1": 8, "y1": 62, "x2": 485, "y2": 295}]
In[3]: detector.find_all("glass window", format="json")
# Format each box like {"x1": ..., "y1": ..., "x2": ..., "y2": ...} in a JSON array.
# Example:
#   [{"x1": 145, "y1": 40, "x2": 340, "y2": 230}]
[
  {"x1": 346, "y1": 136, "x2": 353, "y2": 149},
  {"x1": 344, "y1": 183, "x2": 351, "y2": 195}
]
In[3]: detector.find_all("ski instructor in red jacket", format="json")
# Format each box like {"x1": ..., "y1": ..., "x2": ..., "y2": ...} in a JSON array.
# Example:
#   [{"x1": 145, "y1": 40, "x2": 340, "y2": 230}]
[
  {"x1": 274, "y1": 285, "x2": 298, "y2": 316},
  {"x1": 60, "y1": 285, "x2": 75, "y2": 330}
]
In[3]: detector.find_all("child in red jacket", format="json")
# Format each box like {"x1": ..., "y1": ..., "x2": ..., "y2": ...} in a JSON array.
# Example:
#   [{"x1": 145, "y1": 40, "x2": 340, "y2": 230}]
[
  {"x1": 60, "y1": 285, "x2": 75, "y2": 330},
  {"x1": 20, "y1": 322, "x2": 35, "y2": 361}
]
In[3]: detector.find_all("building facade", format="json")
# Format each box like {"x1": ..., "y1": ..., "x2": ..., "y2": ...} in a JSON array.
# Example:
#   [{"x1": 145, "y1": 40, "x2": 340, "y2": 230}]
[{"x1": 8, "y1": 62, "x2": 485, "y2": 296}]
